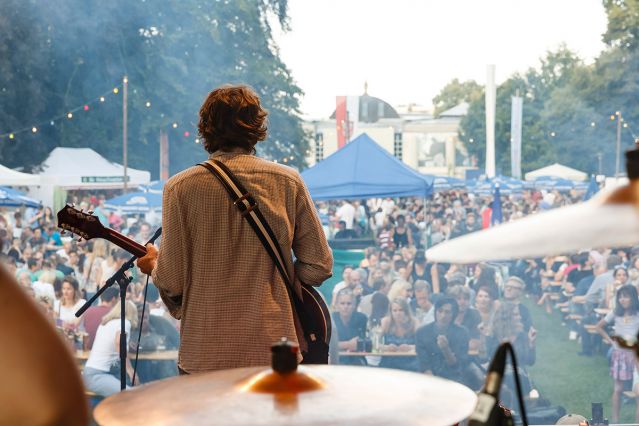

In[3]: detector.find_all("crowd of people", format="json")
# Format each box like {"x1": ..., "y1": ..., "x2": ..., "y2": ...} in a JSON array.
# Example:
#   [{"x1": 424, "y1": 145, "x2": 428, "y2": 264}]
[
  {"x1": 4, "y1": 183, "x2": 639, "y2": 421},
  {"x1": 0, "y1": 194, "x2": 175, "y2": 398}
]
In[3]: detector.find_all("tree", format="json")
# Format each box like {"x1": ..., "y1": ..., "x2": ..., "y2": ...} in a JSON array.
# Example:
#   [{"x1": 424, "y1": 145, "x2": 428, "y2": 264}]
[
  {"x1": 432, "y1": 79, "x2": 483, "y2": 117},
  {"x1": 0, "y1": 0, "x2": 308, "y2": 176}
]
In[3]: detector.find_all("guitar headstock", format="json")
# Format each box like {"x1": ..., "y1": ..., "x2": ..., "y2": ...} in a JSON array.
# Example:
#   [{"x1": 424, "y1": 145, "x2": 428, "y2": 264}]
[{"x1": 57, "y1": 205, "x2": 108, "y2": 241}]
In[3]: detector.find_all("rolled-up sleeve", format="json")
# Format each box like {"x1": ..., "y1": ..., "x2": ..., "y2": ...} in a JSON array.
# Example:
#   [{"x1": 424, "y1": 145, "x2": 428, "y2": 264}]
[
  {"x1": 292, "y1": 179, "x2": 333, "y2": 286},
  {"x1": 152, "y1": 184, "x2": 188, "y2": 318}
]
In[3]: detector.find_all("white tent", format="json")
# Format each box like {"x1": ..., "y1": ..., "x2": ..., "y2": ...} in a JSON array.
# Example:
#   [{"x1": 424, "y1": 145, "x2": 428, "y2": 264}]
[
  {"x1": 38, "y1": 147, "x2": 151, "y2": 189},
  {"x1": 0, "y1": 163, "x2": 41, "y2": 186},
  {"x1": 525, "y1": 163, "x2": 588, "y2": 181}
]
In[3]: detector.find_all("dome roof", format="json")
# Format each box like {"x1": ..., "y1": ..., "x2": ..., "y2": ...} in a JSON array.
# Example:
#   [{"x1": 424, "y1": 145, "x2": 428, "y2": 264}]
[{"x1": 330, "y1": 94, "x2": 400, "y2": 123}]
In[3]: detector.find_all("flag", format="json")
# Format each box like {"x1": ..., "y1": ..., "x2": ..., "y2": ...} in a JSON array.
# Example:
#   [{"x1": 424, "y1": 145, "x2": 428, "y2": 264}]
[
  {"x1": 491, "y1": 185, "x2": 503, "y2": 226},
  {"x1": 583, "y1": 176, "x2": 599, "y2": 201},
  {"x1": 335, "y1": 96, "x2": 347, "y2": 149}
]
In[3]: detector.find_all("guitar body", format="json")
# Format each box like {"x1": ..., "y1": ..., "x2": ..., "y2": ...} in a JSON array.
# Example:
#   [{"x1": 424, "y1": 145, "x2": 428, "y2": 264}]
[{"x1": 300, "y1": 284, "x2": 332, "y2": 364}]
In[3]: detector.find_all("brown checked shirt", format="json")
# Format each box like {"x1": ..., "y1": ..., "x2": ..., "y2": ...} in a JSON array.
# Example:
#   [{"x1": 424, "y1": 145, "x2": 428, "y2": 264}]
[{"x1": 152, "y1": 151, "x2": 333, "y2": 372}]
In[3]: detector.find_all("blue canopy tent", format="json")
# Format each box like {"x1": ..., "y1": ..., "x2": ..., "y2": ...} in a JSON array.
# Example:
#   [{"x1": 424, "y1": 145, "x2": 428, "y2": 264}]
[
  {"x1": 301, "y1": 133, "x2": 433, "y2": 200},
  {"x1": 103, "y1": 191, "x2": 162, "y2": 213},
  {"x1": 529, "y1": 175, "x2": 581, "y2": 192},
  {"x1": 425, "y1": 175, "x2": 466, "y2": 192},
  {"x1": 0, "y1": 186, "x2": 41, "y2": 208},
  {"x1": 467, "y1": 175, "x2": 524, "y2": 196},
  {"x1": 138, "y1": 180, "x2": 166, "y2": 194}
]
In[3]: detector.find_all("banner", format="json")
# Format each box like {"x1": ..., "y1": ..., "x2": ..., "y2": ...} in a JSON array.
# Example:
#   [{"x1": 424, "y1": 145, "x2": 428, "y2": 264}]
[
  {"x1": 336, "y1": 96, "x2": 347, "y2": 149},
  {"x1": 485, "y1": 65, "x2": 496, "y2": 177},
  {"x1": 510, "y1": 96, "x2": 523, "y2": 179},
  {"x1": 346, "y1": 96, "x2": 359, "y2": 141}
]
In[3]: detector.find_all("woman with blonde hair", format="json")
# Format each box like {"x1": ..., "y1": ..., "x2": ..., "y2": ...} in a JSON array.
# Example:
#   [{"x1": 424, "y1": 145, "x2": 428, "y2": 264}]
[
  {"x1": 379, "y1": 297, "x2": 419, "y2": 371},
  {"x1": 387, "y1": 279, "x2": 412, "y2": 302},
  {"x1": 83, "y1": 240, "x2": 107, "y2": 299},
  {"x1": 82, "y1": 301, "x2": 139, "y2": 396}
]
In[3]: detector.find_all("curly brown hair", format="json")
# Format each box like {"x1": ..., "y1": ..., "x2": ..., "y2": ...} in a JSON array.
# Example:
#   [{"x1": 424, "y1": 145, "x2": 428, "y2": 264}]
[{"x1": 198, "y1": 84, "x2": 268, "y2": 154}]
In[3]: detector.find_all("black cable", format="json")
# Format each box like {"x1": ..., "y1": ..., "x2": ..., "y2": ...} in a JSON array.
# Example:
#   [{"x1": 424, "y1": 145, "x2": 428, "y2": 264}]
[
  {"x1": 505, "y1": 342, "x2": 529, "y2": 426},
  {"x1": 131, "y1": 273, "x2": 151, "y2": 386}
]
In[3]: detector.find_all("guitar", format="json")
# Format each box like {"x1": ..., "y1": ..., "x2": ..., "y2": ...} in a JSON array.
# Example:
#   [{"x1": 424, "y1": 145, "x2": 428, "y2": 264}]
[
  {"x1": 56, "y1": 205, "x2": 332, "y2": 353},
  {"x1": 57, "y1": 205, "x2": 147, "y2": 257}
]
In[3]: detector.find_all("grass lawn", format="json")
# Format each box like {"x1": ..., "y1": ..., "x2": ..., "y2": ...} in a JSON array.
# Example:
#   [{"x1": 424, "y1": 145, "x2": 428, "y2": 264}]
[{"x1": 524, "y1": 296, "x2": 636, "y2": 423}]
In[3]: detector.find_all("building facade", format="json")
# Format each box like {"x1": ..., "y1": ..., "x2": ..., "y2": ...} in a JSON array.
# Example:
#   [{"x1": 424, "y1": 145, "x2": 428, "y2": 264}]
[{"x1": 304, "y1": 93, "x2": 474, "y2": 178}]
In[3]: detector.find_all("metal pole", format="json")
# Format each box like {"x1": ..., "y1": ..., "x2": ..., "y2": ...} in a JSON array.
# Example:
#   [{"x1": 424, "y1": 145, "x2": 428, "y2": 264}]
[
  {"x1": 615, "y1": 111, "x2": 622, "y2": 177},
  {"x1": 123, "y1": 76, "x2": 129, "y2": 191},
  {"x1": 597, "y1": 152, "x2": 603, "y2": 175}
]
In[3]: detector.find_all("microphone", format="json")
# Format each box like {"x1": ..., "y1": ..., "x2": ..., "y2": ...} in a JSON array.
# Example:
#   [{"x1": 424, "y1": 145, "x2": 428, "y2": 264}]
[{"x1": 468, "y1": 342, "x2": 511, "y2": 426}]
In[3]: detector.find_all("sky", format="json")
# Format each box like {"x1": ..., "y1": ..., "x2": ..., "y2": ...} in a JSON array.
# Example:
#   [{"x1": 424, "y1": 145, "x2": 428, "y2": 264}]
[{"x1": 273, "y1": 0, "x2": 608, "y2": 119}]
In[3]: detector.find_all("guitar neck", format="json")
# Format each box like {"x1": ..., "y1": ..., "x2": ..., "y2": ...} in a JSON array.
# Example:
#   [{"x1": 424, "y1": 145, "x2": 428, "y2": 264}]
[{"x1": 105, "y1": 228, "x2": 147, "y2": 258}]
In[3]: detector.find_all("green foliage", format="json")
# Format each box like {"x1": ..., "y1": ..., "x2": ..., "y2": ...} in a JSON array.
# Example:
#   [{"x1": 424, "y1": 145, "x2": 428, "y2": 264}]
[
  {"x1": 0, "y1": 0, "x2": 308, "y2": 176},
  {"x1": 432, "y1": 78, "x2": 482, "y2": 117},
  {"x1": 458, "y1": 42, "x2": 639, "y2": 176}
]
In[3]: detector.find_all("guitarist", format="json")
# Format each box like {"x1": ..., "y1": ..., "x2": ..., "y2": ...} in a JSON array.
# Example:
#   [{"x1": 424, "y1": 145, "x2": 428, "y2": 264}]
[{"x1": 136, "y1": 84, "x2": 333, "y2": 374}]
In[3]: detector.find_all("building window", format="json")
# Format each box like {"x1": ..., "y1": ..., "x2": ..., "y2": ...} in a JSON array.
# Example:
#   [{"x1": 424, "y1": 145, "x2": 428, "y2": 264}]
[
  {"x1": 315, "y1": 132, "x2": 324, "y2": 162},
  {"x1": 394, "y1": 132, "x2": 403, "y2": 160}
]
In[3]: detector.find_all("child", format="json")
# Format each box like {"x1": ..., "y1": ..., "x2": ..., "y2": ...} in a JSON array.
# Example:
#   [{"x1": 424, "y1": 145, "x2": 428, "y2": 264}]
[{"x1": 596, "y1": 284, "x2": 639, "y2": 423}]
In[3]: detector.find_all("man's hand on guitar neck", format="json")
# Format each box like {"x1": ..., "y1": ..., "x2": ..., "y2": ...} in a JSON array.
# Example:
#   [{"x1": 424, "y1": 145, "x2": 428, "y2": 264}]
[{"x1": 136, "y1": 243, "x2": 159, "y2": 275}]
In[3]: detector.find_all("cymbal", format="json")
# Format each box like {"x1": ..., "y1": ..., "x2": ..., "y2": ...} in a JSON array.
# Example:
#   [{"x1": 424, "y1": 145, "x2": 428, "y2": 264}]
[
  {"x1": 0, "y1": 264, "x2": 89, "y2": 425},
  {"x1": 94, "y1": 365, "x2": 476, "y2": 426},
  {"x1": 425, "y1": 178, "x2": 639, "y2": 264}
]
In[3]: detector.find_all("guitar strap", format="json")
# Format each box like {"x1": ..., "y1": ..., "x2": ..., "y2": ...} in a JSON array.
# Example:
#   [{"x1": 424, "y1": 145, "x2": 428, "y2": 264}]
[{"x1": 198, "y1": 160, "x2": 321, "y2": 344}]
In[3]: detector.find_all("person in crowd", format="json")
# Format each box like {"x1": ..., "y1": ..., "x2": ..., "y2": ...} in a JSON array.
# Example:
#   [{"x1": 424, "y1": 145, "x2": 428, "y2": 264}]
[
  {"x1": 486, "y1": 301, "x2": 537, "y2": 406},
  {"x1": 82, "y1": 287, "x2": 119, "y2": 350},
  {"x1": 595, "y1": 285, "x2": 639, "y2": 423},
  {"x1": 502, "y1": 276, "x2": 534, "y2": 332},
  {"x1": 377, "y1": 222, "x2": 394, "y2": 252},
  {"x1": 604, "y1": 266, "x2": 630, "y2": 309},
  {"x1": 82, "y1": 301, "x2": 139, "y2": 397},
  {"x1": 333, "y1": 289, "x2": 368, "y2": 366},
  {"x1": 136, "y1": 85, "x2": 333, "y2": 372},
  {"x1": 449, "y1": 285, "x2": 481, "y2": 350},
  {"x1": 334, "y1": 220, "x2": 358, "y2": 239},
  {"x1": 379, "y1": 297, "x2": 418, "y2": 371},
  {"x1": 474, "y1": 285, "x2": 498, "y2": 328},
  {"x1": 335, "y1": 200, "x2": 356, "y2": 231},
  {"x1": 387, "y1": 279, "x2": 412, "y2": 302},
  {"x1": 358, "y1": 277, "x2": 390, "y2": 317},
  {"x1": 331, "y1": 266, "x2": 354, "y2": 309},
  {"x1": 54, "y1": 276, "x2": 86, "y2": 330},
  {"x1": 83, "y1": 240, "x2": 107, "y2": 300},
  {"x1": 410, "y1": 280, "x2": 434, "y2": 326},
  {"x1": 416, "y1": 297, "x2": 469, "y2": 382},
  {"x1": 391, "y1": 214, "x2": 413, "y2": 248},
  {"x1": 132, "y1": 303, "x2": 179, "y2": 382},
  {"x1": 32, "y1": 270, "x2": 56, "y2": 302}
]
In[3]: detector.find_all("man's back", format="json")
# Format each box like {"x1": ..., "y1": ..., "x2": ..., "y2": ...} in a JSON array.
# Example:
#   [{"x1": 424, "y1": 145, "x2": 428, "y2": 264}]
[{"x1": 152, "y1": 152, "x2": 333, "y2": 372}]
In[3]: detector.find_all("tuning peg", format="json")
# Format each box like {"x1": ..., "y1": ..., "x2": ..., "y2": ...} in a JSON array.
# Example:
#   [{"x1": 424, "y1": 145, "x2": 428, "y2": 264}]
[
  {"x1": 60, "y1": 230, "x2": 66, "y2": 235},
  {"x1": 87, "y1": 210, "x2": 94, "y2": 215}
]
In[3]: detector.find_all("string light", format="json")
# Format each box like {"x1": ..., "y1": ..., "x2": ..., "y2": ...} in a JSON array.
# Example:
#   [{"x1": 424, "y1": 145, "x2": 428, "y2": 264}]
[
  {"x1": 591, "y1": 122, "x2": 596, "y2": 127},
  {"x1": 0, "y1": 81, "x2": 195, "y2": 143},
  {"x1": 550, "y1": 132, "x2": 556, "y2": 137}
]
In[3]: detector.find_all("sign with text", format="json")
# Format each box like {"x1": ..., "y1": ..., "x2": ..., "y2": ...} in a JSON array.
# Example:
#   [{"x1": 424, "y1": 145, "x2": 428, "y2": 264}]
[{"x1": 81, "y1": 176, "x2": 130, "y2": 183}]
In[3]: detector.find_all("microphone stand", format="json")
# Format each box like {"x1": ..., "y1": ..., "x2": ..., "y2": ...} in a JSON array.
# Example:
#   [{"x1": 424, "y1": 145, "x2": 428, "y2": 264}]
[{"x1": 75, "y1": 227, "x2": 162, "y2": 391}]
